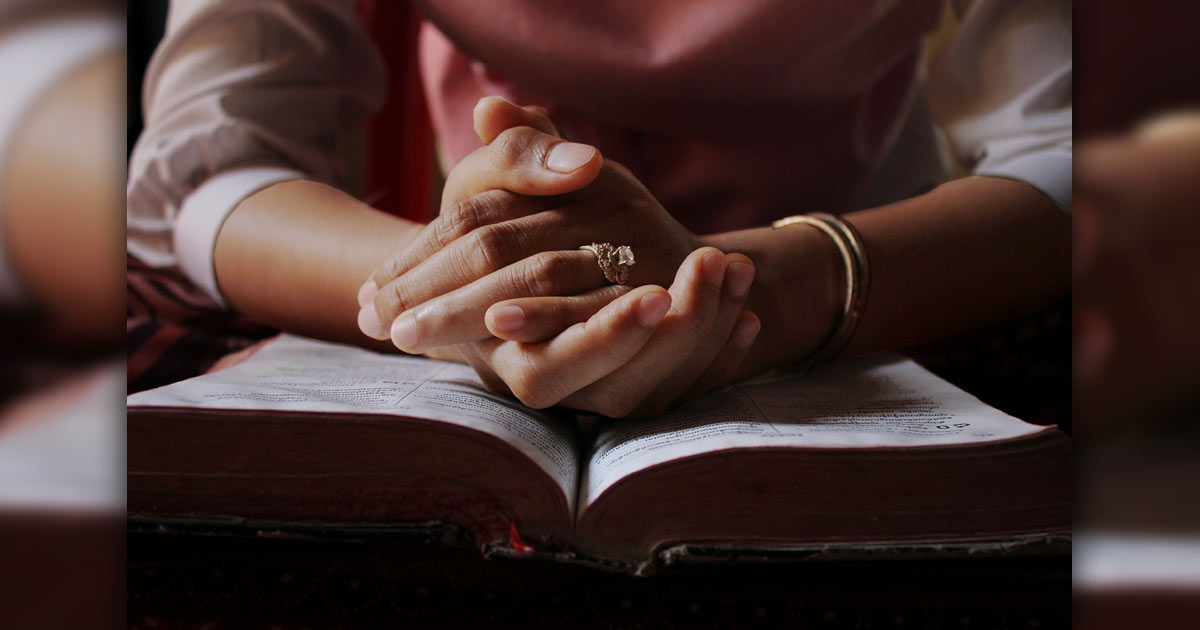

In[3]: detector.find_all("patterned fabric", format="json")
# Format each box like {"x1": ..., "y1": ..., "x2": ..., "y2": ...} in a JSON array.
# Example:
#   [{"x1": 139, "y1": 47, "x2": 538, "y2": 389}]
[{"x1": 126, "y1": 256, "x2": 274, "y2": 394}]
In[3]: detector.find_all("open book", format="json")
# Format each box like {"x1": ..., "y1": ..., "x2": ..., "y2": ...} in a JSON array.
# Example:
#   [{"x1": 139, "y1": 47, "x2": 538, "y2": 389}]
[{"x1": 128, "y1": 335, "x2": 1070, "y2": 573}]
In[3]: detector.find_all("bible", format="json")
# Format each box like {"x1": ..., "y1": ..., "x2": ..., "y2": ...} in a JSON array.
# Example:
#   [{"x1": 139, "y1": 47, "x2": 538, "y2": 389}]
[{"x1": 128, "y1": 335, "x2": 1070, "y2": 573}]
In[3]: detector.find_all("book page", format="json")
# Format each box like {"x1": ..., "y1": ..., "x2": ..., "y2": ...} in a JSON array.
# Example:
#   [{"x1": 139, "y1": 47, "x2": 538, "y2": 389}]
[
  {"x1": 127, "y1": 335, "x2": 579, "y2": 504},
  {"x1": 581, "y1": 355, "x2": 1049, "y2": 506}
]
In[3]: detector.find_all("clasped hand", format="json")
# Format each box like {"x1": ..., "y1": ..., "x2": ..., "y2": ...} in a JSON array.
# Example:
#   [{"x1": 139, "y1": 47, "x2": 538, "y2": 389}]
[{"x1": 358, "y1": 98, "x2": 759, "y2": 418}]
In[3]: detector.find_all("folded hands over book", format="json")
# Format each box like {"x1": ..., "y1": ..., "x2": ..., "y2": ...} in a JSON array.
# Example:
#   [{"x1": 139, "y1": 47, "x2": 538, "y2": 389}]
[{"x1": 357, "y1": 98, "x2": 773, "y2": 417}]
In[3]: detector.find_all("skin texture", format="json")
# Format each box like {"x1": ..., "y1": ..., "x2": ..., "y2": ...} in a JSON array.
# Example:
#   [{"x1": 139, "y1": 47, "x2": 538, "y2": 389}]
[
  {"x1": 214, "y1": 180, "x2": 423, "y2": 352},
  {"x1": 355, "y1": 102, "x2": 700, "y2": 350},
  {"x1": 355, "y1": 100, "x2": 763, "y2": 415},
  {"x1": 215, "y1": 97, "x2": 1068, "y2": 417},
  {"x1": 2, "y1": 49, "x2": 124, "y2": 348},
  {"x1": 358, "y1": 99, "x2": 1069, "y2": 402},
  {"x1": 468, "y1": 248, "x2": 760, "y2": 418}
]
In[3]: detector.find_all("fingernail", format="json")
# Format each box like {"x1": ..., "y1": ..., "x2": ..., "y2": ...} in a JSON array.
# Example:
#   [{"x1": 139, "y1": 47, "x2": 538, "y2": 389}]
[
  {"x1": 731, "y1": 316, "x2": 761, "y2": 350},
  {"x1": 638, "y1": 292, "x2": 672, "y2": 328},
  {"x1": 546, "y1": 142, "x2": 596, "y2": 173},
  {"x1": 726, "y1": 263, "x2": 755, "y2": 298},
  {"x1": 391, "y1": 312, "x2": 419, "y2": 351},
  {"x1": 357, "y1": 279, "x2": 378, "y2": 307},
  {"x1": 357, "y1": 306, "x2": 386, "y2": 339},
  {"x1": 701, "y1": 251, "x2": 725, "y2": 286},
  {"x1": 489, "y1": 305, "x2": 525, "y2": 332}
]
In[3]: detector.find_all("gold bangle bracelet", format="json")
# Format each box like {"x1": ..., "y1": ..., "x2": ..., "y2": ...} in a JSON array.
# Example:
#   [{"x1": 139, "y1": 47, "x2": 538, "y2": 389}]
[{"x1": 772, "y1": 212, "x2": 870, "y2": 370}]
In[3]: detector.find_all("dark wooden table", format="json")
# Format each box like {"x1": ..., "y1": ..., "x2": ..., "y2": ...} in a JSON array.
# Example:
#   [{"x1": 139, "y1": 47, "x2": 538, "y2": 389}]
[{"x1": 128, "y1": 522, "x2": 1069, "y2": 629}]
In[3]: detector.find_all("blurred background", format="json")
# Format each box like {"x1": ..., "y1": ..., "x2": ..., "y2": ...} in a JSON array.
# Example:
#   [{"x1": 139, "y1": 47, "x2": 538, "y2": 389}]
[
  {"x1": 1073, "y1": 3, "x2": 1200, "y2": 628},
  {"x1": 0, "y1": 0, "x2": 124, "y2": 628},
  {"x1": 0, "y1": 0, "x2": 1197, "y2": 627}
]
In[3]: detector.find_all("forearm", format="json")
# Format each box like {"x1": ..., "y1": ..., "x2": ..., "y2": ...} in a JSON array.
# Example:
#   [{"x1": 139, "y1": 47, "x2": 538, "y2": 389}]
[
  {"x1": 705, "y1": 176, "x2": 1070, "y2": 378},
  {"x1": 213, "y1": 180, "x2": 422, "y2": 348}
]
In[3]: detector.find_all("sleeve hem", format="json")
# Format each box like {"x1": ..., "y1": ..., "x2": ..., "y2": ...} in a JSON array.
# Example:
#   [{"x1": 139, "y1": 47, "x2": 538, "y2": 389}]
[
  {"x1": 975, "y1": 150, "x2": 1072, "y2": 214},
  {"x1": 173, "y1": 167, "x2": 307, "y2": 308}
]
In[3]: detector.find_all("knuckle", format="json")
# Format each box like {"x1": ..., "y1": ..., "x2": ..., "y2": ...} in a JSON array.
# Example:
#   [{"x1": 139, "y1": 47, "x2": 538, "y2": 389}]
[
  {"x1": 465, "y1": 224, "x2": 514, "y2": 274},
  {"x1": 491, "y1": 126, "x2": 539, "y2": 168},
  {"x1": 521, "y1": 252, "x2": 570, "y2": 296},
  {"x1": 442, "y1": 190, "x2": 515, "y2": 245},
  {"x1": 433, "y1": 210, "x2": 468, "y2": 248},
  {"x1": 386, "y1": 281, "x2": 410, "y2": 314},
  {"x1": 439, "y1": 197, "x2": 486, "y2": 246},
  {"x1": 409, "y1": 303, "x2": 439, "y2": 338},
  {"x1": 375, "y1": 252, "x2": 406, "y2": 284},
  {"x1": 507, "y1": 368, "x2": 554, "y2": 409}
]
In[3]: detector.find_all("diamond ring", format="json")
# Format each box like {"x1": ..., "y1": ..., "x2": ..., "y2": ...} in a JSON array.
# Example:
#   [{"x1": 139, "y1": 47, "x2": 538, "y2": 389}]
[{"x1": 579, "y1": 243, "x2": 635, "y2": 285}]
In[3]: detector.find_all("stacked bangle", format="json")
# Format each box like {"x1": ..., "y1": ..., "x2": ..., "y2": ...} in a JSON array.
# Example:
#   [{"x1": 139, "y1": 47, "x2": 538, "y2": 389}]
[{"x1": 771, "y1": 212, "x2": 870, "y2": 371}]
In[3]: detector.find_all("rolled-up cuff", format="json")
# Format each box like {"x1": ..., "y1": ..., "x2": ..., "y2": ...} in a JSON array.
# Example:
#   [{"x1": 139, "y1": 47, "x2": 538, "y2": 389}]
[
  {"x1": 174, "y1": 167, "x2": 306, "y2": 307},
  {"x1": 975, "y1": 150, "x2": 1072, "y2": 214}
]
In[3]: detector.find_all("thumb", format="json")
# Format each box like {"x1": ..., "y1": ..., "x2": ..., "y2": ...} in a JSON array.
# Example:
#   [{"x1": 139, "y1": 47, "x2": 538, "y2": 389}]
[
  {"x1": 444, "y1": 125, "x2": 602, "y2": 204},
  {"x1": 474, "y1": 96, "x2": 562, "y2": 143}
]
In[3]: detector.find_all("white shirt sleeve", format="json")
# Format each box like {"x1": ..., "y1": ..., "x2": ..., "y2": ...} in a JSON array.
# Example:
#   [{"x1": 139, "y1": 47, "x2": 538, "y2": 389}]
[
  {"x1": 127, "y1": 0, "x2": 386, "y2": 305},
  {"x1": 926, "y1": 0, "x2": 1072, "y2": 212}
]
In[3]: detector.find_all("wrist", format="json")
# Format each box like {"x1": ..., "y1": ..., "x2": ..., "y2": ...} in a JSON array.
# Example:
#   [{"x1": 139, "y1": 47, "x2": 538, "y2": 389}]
[
  {"x1": 214, "y1": 180, "x2": 423, "y2": 345},
  {"x1": 701, "y1": 224, "x2": 843, "y2": 377}
]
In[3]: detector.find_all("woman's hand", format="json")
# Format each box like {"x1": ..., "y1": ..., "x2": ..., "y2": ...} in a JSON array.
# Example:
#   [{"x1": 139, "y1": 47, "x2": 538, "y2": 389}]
[
  {"x1": 352, "y1": 97, "x2": 760, "y2": 417},
  {"x1": 459, "y1": 246, "x2": 760, "y2": 418},
  {"x1": 357, "y1": 97, "x2": 701, "y2": 353}
]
